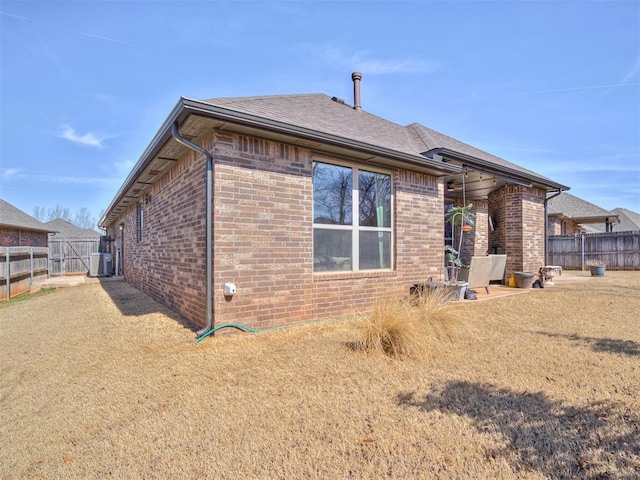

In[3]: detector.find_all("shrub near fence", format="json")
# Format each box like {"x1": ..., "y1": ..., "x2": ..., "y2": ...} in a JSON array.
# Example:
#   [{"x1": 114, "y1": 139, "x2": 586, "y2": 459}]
[
  {"x1": 548, "y1": 231, "x2": 640, "y2": 270},
  {"x1": 0, "y1": 247, "x2": 49, "y2": 301}
]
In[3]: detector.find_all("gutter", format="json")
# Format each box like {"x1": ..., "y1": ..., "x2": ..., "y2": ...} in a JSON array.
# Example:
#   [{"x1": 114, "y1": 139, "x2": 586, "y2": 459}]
[
  {"x1": 180, "y1": 98, "x2": 459, "y2": 175},
  {"x1": 429, "y1": 147, "x2": 570, "y2": 191},
  {"x1": 99, "y1": 100, "x2": 187, "y2": 227},
  {"x1": 544, "y1": 189, "x2": 565, "y2": 265},
  {"x1": 170, "y1": 123, "x2": 214, "y2": 338},
  {"x1": 99, "y1": 97, "x2": 458, "y2": 228}
]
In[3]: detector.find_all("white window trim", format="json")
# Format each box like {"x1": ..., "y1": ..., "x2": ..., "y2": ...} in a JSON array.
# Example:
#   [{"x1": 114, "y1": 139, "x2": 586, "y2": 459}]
[{"x1": 312, "y1": 156, "x2": 394, "y2": 272}]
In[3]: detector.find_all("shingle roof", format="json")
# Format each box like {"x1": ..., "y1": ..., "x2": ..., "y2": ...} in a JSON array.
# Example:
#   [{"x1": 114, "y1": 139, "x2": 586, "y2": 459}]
[
  {"x1": 202, "y1": 94, "x2": 421, "y2": 156},
  {"x1": 45, "y1": 218, "x2": 100, "y2": 239},
  {"x1": 0, "y1": 198, "x2": 54, "y2": 232},
  {"x1": 406, "y1": 123, "x2": 559, "y2": 183},
  {"x1": 547, "y1": 192, "x2": 617, "y2": 221},
  {"x1": 102, "y1": 90, "x2": 570, "y2": 227},
  {"x1": 612, "y1": 208, "x2": 640, "y2": 232},
  {"x1": 201, "y1": 93, "x2": 559, "y2": 186}
]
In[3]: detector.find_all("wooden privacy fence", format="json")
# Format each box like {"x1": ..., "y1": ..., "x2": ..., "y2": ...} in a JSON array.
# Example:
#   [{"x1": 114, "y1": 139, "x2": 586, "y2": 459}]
[
  {"x1": 48, "y1": 238, "x2": 100, "y2": 276},
  {"x1": 548, "y1": 231, "x2": 640, "y2": 270},
  {"x1": 0, "y1": 247, "x2": 49, "y2": 301}
]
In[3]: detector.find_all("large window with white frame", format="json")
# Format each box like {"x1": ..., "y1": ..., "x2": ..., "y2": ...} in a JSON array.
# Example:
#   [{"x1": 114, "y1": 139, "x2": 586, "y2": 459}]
[{"x1": 313, "y1": 160, "x2": 392, "y2": 272}]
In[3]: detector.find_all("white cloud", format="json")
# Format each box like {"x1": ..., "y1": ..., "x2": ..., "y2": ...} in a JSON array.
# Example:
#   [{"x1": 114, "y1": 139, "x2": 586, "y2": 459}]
[
  {"x1": 1, "y1": 167, "x2": 119, "y2": 186},
  {"x1": 113, "y1": 159, "x2": 136, "y2": 176},
  {"x1": 467, "y1": 82, "x2": 640, "y2": 101},
  {"x1": 620, "y1": 57, "x2": 640, "y2": 84},
  {"x1": 1, "y1": 11, "x2": 132, "y2": 46},
  {"x1": 0, "y1": 167, "x2": 22, "y2": 178},
  {"x1": 58, "y1": 125, "x2": 107, "y2": 148},
  {"x1": 314, "y1": 45, "x2": 439, "y2": 75},
  {"x1": 72, "y1": 30, "x2": 133, "y2": 46},
  {"x1": 30, "y1": 174, "x2": 119, "y2": 186},
  {"x1": 541, "y1": 150, "x2": 640, "y2": 174}
]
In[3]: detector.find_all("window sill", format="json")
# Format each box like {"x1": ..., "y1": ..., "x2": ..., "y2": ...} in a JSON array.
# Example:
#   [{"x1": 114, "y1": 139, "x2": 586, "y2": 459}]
[{"x1": 313, "y1": 269, "x2": 396, "y2": 282}]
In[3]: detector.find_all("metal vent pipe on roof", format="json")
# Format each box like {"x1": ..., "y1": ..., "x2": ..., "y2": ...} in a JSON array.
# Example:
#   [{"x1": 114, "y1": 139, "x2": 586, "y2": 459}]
[{"x1": 352, "y1": 72, "x2": 362, "y2": 111}]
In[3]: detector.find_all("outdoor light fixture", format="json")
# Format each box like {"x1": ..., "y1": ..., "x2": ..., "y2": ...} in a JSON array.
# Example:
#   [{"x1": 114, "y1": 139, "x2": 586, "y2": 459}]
[
  {"x1": 446, "y1": 181, "x2": 463, "y2": 192},
  {"x1": 119, "y1": 222, "x2": 124, "y2": 231}
]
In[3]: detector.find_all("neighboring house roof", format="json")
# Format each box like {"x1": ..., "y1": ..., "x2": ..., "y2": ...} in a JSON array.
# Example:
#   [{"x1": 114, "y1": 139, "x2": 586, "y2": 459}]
[
  {"x1": 45, "y1": 218, "x2": 100, "y2": 239},
  {"x1": 583, "y1": 207, "x2": 640, "y2": 233},
  {"x1": 100, "y1": 89, "x2": 569, "y2": 227},
  {"x1": 611, "y1": 208, "x2": 640, "y2": 232},
  {"x1": 0, "y1": 198, "x2": 54, "y2": 233},
  {"x1": 547, "y1": 192, "x2": 620, "y2": 226}
]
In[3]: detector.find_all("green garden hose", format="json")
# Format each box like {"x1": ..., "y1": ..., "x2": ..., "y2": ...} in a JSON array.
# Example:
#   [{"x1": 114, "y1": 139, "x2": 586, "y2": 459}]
[
  {"x1": 194, "y1": 323, "x2": 262, "y2": 344},
  {"x1": 194, "y1": 316, "x2": 359, "y2": 345}
]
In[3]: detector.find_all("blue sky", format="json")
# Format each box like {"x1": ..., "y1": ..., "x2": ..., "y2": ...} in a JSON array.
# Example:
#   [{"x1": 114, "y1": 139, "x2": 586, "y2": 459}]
[{"x1": 1, "y1": 0, "x2": 639, "y2": 226}]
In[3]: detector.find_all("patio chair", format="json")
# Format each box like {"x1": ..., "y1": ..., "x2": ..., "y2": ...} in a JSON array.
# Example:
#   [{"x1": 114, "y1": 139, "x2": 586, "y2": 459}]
[
  {"x1": 457, "y1": 256, "x2": 493, "y2": 294},
  {"x1": 488, "y1": 254, "x2": 507, "y2": 283}
]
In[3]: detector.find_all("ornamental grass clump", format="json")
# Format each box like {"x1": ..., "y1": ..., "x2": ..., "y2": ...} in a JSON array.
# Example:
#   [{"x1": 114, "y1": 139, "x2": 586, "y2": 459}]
[
  {"x1": 413, "y1": 285, "x2": 456, "y2": 340},
  {"x1": 355, "y1": 287, "x2": 455, "y2": 359}
]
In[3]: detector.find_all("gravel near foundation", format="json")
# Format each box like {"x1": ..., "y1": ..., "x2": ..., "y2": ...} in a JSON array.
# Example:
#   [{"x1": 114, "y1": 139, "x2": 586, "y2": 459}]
[{"x1": 1, "y1": 272, "x2": 639, "y2": 479}]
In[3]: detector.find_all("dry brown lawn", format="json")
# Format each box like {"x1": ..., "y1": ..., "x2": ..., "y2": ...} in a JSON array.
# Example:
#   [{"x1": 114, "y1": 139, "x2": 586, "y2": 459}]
[{"x1": 1, "y1": 272, "x2": 638, "y2": 479}]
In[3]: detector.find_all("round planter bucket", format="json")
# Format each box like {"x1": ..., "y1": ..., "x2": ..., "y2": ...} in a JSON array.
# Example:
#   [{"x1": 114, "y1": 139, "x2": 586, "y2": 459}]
[
  {"x1": 589, "y1": 265, "x2": 606, "y2": 276},
  {"x1": 513, "y1": 271, "x2": 535, "y2": 289}
]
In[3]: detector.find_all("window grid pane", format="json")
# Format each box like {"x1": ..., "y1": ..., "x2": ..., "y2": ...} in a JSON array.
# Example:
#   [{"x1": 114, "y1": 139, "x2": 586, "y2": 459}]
[
  {"x1": 313, "y1": 162, "x2": 353, "y2": 225},
  {"x1": 313, "y1": 160, "x2": 392, "y2": 272},
  {"x1": 359, "y1": 169, "x2": 391, "y2": 228}
]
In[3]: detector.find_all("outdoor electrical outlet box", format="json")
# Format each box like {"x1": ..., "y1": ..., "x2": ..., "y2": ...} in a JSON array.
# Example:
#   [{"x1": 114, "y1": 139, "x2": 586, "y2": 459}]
[{"x1": 223, "y1": 283, "x2": 236, "y2": 295}]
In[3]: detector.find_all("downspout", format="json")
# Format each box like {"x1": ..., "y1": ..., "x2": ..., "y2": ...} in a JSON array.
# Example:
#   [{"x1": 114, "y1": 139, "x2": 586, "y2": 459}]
[
  {"x1": 544, "y1": 189, "x2": 564, "y2": 265},
  {"x1": 171, "y1": 123, "x2": 213, "y2": 337}
]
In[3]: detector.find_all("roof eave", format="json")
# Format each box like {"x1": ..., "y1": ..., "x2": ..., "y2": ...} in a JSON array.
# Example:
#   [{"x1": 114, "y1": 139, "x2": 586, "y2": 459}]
[
  {"x1": 100, "y1": 98, "x2": 458, "y2": 227},
  {"x1": 427, "y1": 147, "x2": 570, "y2": 192},
  {"x1": 574, "y1": 215, "x2": 621, "y2": 224},
  {"x1": 0, "y1": 223, "x2": 56, "y2": 233},
  {"x1": 181, "y1": 98, "x2": 458, "y2": 175},
  {"x1": 99, "y1": 99, "x2": 190, "y2": 227}
]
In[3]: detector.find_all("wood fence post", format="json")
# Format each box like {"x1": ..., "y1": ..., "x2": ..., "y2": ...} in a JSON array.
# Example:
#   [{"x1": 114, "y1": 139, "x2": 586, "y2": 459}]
[{"x1": 5, "y1": 249, "x2": 9, "y2": 300}]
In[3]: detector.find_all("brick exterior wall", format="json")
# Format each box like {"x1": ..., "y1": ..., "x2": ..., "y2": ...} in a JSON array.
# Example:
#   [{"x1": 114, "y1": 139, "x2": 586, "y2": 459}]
[
  {"x1": 547, "y1": 216, "x2": 563, "y2": 235},
  {"x1": 548, "y1": 216, "x2": 582, "y2": 234},
  {"x1": 488, "y1": 189, "x2": 506, "y2": 255},
  {"x1": 489, "y1": 185, "x2": 546, "y2": 278},
  {"x1": 107, "y1": 145, "x2": 209, "y2": 325},
  {"x1": 106, "y1": 127, "x2": 551, "y2": 330},
  {"x1": 0, "y1": 227, "x2": 48, "y2": 247},
  {"x1": 520, "y1": 187, "x2": 546, "y2": 272},
  {"x1": 458, "y1": 200, "x2": 489, "y2": 264},
  {"x1": 107, "y1": 130, "x2": 445, "y2": 331}
]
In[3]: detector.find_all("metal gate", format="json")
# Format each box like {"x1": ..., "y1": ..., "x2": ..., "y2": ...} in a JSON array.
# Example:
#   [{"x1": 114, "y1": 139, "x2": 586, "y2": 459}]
[{"x1": 48, "y1": 238, "x2": 100, "y2": 276}]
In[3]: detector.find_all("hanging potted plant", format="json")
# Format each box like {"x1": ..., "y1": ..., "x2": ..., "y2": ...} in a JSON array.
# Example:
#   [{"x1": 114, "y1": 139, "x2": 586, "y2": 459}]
[
  {"x1": 443, "y1": 203, "x2": 476, "y2": 300},
  {"x1": 444, "y1": 203, "x2": 476, "y2": 280}
]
